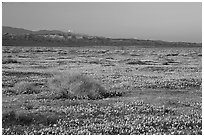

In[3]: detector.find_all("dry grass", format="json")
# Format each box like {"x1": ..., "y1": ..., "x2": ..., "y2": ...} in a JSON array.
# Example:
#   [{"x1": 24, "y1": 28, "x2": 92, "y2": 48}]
[
  {"x1": 48, "y1": 73, "x2": 109, "y2": 100},
  {"x1": 13, "y1": 81, "x2": 40, "y2": 94}
]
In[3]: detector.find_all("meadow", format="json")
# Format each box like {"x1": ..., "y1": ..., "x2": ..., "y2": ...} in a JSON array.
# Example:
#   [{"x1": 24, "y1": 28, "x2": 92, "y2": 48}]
[{"x1": 2, "y1": 46, "x2": 202, "y2": 135}]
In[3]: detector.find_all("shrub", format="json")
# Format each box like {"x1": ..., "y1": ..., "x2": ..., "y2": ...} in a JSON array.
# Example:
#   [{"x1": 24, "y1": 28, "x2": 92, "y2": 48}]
[
  {"x1": 126, "y1": 60, "x2": 147, "y2": 65},
  {"x1": 2, "y1": 111, "x2": 16, "y2": 126},
  {"x1": 48, "y1": 73, "x2": 109, "y2": 100},
  {"x1": 2, "y1": 88, "x2": 17, "y2": 95},
  {"x1": 2, "y1": 58, "x2": 19, "y2": 64},
  {"x1": 166, "y1": 53, "x2": 179, "y2": 56},
  {"x1": 2, "y1": 111, "x2": 59, "y2": 126},
  {"x1": 16, "y1": 112, "x2": 33, "y2": 125},
  {"x1": 16, "y1": 112, "x2": 59, "y2": 126},
  {"x1": 162, "y1": 62, "x2": 169, "y2": 65},
  {"x1": 2, "y1": 111, "x2": 32, "y2": 126},
  {"x1": 13, "y1": 81, "x2": 40, "y2": 94},
  {"x1": 198, "y1": 53, "x2": 202, "y2": 56}
]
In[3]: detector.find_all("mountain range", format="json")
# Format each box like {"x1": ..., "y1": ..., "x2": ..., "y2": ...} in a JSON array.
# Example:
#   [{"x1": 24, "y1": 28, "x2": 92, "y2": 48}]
[{"x1": 2, "y1": 26, "x2": 202, "y2": 47}]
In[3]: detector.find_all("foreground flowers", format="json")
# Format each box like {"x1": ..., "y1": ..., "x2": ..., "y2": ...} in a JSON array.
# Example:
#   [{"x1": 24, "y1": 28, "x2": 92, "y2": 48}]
[{"x1": 2, "y1": 100, "x2": 202, "y2": 135}]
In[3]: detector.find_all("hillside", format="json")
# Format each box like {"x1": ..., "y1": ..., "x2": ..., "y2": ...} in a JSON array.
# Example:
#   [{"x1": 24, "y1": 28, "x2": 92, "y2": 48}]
[
  {"x1": 2, "y1": 26, "x2": 202, "y2": 47},
  {"x1": 3, "y1": 26, "x2": 32, "y2": 35}
]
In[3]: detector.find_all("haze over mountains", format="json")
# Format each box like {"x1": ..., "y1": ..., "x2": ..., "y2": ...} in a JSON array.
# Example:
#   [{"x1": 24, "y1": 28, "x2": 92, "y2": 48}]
[{"x1": 2, "y1": 26, "x2": 201, "y2": 47}]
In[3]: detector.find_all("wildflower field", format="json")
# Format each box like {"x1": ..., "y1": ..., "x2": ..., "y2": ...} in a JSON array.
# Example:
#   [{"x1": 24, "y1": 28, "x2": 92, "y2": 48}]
[{"x1": 2, "y1": 46, "x2": 202, "y2": 135}]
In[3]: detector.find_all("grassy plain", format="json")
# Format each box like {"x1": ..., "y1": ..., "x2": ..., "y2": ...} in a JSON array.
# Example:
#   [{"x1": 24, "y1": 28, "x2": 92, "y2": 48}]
[{"x1": 2, "y1": 46, "x2": 202, "y2": 135}]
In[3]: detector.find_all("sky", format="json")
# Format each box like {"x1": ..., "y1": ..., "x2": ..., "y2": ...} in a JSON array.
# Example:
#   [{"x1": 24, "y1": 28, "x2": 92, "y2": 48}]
[{"x1": 2, "y1": 2, "x2": 202, "y2": 42}]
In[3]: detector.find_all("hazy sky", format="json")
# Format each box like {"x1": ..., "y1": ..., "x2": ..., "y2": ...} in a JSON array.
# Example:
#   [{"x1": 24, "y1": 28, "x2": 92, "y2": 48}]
[{"x1": 2, "y1": 2, "x2": 202, "y2": 42}]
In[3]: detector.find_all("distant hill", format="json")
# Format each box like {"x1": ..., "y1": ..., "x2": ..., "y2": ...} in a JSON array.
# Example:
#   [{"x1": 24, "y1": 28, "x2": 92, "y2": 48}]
[
  {"x1": 3, "y1": 26, "x2": 32, "y2": 35},
  {"x1": 32, "y1": 30, "x2": 65, "y2": 35},
  {"x1": 2, "y1": 26, "x2": 86, "y2": 36},
  {"x1": 2, "y1": 26, "x2": 202, "y2": 47},
  {"x1": 2, "y1": 26, "x2": 66, "y2": 35}
]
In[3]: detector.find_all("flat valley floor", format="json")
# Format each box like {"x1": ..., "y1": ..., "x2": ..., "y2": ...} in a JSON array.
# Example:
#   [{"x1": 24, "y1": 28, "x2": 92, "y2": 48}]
[{"x1": 2, "y1": 46, "x2": 202, "y2": 135}]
